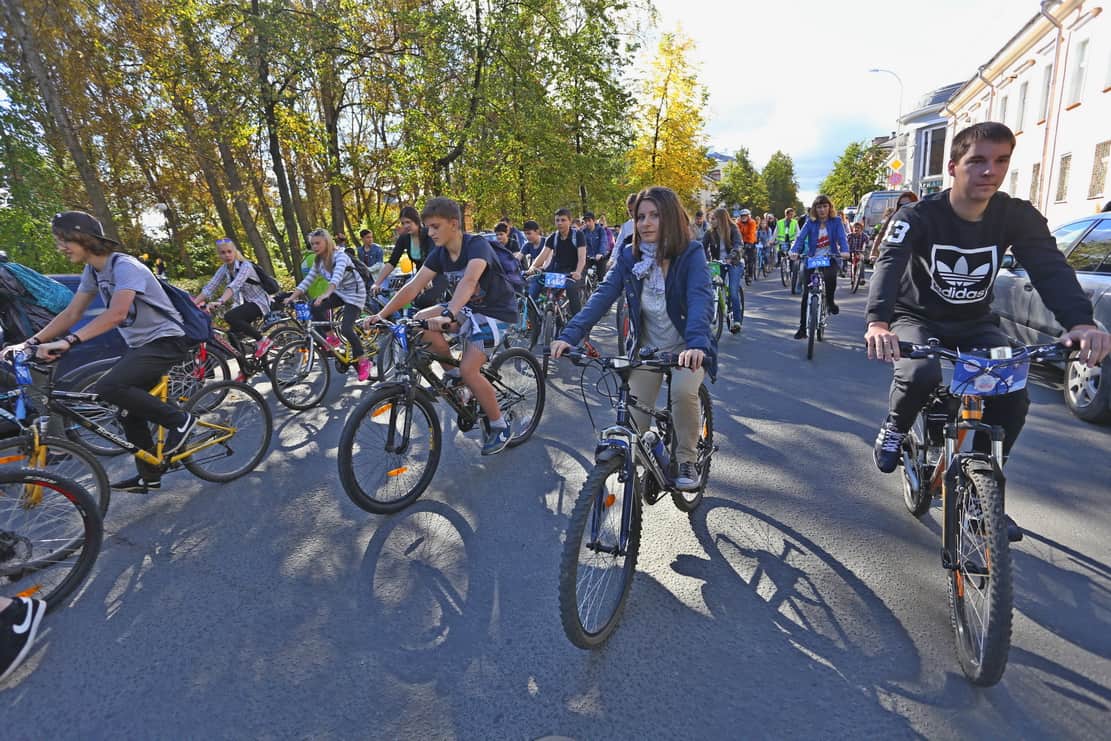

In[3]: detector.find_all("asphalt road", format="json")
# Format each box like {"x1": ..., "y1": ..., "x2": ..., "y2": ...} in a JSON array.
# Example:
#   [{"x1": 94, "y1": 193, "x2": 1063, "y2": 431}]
[{"x1": 3, "y1": 273, "x2": 1109, "y2": 740}]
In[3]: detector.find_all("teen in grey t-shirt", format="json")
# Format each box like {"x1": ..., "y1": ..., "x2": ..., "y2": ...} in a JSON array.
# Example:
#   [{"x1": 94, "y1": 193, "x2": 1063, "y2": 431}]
[{"x1": 78, "y1": 253, "x2": 185, "y2": 347}]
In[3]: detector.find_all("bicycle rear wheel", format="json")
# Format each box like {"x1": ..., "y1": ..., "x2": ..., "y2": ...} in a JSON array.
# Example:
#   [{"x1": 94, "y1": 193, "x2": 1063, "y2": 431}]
[
  {"x1": 169, "y1": 343, "x2": 231, "y2": 405},
  {"x1": 269, "y1": 336, "x2": 331, "y2": 410},
  {"x1": 947, "y1": 463, "x2": 1012, "y2": 686},
  {"x1": 487, "y1": 348, "x2": 545, "y2": 447},
  {"x1": 338, "y1": 386, "x2": 442, "y2": 514},
  {"x1": 0, "y1": 436, "x2": 110, "y2": 517},
  {"x1": 0, "y1": 469, "x2": 102, "y2": 611},
  {"x1": 183, "y1": 381, "x2": 273, "y2": 483},
  {"x1": 806, "y1": 293, "x2": 819, "y2": 360},
  {"x1": 559, "y1": 455, "x2": 641, "y2": 649},
  {"x1": 850, "y1": 258, "x2": 864, "y2": 294},
  {"x1": 736, "y1": 283, "x2": 745, "y2": 327}
]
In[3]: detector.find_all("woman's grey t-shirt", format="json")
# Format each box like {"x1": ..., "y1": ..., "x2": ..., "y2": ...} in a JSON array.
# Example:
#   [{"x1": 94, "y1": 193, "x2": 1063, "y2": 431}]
[
  {"x1": 78, "y1": 253, "x2": 185, "y2": 348},
  {"x1": 640, "y1": 283, "x2": 684, "y2": 354}
]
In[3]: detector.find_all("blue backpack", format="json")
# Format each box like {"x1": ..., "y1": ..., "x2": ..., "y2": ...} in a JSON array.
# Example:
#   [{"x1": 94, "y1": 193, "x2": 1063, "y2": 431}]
[
  {"x1": 110, "y1": 255, "x2": 212, "y2": 343},
  {"x1": 4, "y1": 263, "x2": 72, "y2": 315}
]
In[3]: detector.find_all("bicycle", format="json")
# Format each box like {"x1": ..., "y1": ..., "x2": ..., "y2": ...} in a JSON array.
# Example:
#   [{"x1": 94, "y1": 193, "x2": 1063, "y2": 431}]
[
  {"x1": 755, "y1": 243, "x2": 768, "y2": 279},
  {"x1": 708, "y1": 259, "x2": 744, "y2": 340},
  {"x1": 802, "y1": 255, "x2": 830, "y2": 360},
  {"x1": 528, "y1": 272, "x2": 574, "y2": 377},
  {"x1": 14, "y1": 353, "x2": 272, "y2": 485},
  {"x1": 557, "y1": 346, "x2": 716, "y2": 648},
  {"x1": 894, "y1": 338, "x2": 1068, "y2": 686},
  {"x1": 0, "y1": 468, "x2": 102, "y2": 610},
  {"x1": 777, "y1": 246, "x2": 790, "y2": 288},
  {"x1": 789, "y1": 250, "x2": 803, "y2": 294},
  {"x1": 268, "y1": 301, "x2": 395, "y2": 410},
  {"x1": 337, "y1": 317, "x2": 546, "y2": 514},
  {"x1": 849, "y1": 251, "x2": 865, "y2": 294}
]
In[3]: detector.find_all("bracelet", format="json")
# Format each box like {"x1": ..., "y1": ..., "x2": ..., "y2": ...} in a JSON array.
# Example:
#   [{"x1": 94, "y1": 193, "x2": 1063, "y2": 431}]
[
  {"x1": 25, "y1": 337, "x2": 41, "y2": 347},
  {"x1": 64, "y1": 333, "x2": 82, "y2": 346}
]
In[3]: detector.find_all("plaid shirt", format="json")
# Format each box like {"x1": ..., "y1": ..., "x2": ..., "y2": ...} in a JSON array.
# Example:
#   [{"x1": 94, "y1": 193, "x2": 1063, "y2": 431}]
[
  {"x1": 847, "y1": 232, "x2": 869, "y2": 253},
  {"x1": 201, "y1": 261, "x2": 271, "y2": 314}
]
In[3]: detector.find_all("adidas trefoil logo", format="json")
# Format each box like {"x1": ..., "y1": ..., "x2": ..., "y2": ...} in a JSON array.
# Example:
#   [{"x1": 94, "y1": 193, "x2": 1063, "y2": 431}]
[{"x1": 935, "y1": 256, "x2": 992, "y2": 287}]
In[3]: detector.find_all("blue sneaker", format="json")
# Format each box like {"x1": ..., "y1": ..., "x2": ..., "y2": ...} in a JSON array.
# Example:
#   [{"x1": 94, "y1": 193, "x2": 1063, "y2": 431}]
[{"x1": 481, "y1": 422, "x2": 512, "y2": 456}]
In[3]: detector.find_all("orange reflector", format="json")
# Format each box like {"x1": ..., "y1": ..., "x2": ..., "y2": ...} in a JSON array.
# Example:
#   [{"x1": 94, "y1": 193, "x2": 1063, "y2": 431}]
[
  {"x1": 16, "y1": 585, "x2": 42, "y2": 598},
  {"x1": 387, "y1": 466, "x2": 408, "y2": 477},
  {"x1": 604, "y1": 494, "x2": 616, "y2": 508},
  {"x1": 372, "y1": 404, "x2": 393, "y2": 418},
  {"x1": 985, "y1": 547, "x2": 991, "y2": 569},
  {"x1": 955, "y1": 572, "x2": 964, "y2": 599},
  {"x1": 0, "y1": 455, "x2": 27, "y2": 465}
]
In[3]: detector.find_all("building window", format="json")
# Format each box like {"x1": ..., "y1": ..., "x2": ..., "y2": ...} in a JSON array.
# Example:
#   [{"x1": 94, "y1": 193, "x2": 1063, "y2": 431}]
[
  {"x1": 1067, "y1": 38, "x2": 1089, "y2": 104},
  {"x1": 1039, "y1": 64, "x2": 1053, "y2": 120},
  {"x1": 999, "y1": 95, "x2": 1009, "y2": 126},
  {"x1": 1090, "y1": 140, "x2": 1110, "y2": 198},
  {"x1": 1031, "y1": 163, "x2": 1041, "y2": 203},
  {"x1": 1015, "y1": 81, "x2": 1028, "y2": 131},
  {"x1": 925, "y1": 127, "x2": 946, "y2": 177},
  {"x1": 1009, "y1": 170, "x2": 1020, "y2": 195},
  {"x1": 1055, "y1": 154, "x2": 1072, "y2": 202}
]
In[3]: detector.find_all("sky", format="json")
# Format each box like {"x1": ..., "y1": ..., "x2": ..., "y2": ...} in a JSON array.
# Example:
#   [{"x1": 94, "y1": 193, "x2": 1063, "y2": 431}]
[{"x1": 644, "y1": 0, "x2": 1041, "y2": 204}]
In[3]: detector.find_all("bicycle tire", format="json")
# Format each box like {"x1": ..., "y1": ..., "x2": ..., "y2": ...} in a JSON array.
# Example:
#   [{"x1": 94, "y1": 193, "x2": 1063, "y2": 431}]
[
  {"x1": 558, "y1": 454, "x2": 642, "y2": 649},
  {"x1": 736, "y1": 283, "x2": 745, "y2": 326},
  {"x1": 902, "y1": 415, "x2": 932, "y2": 517},
  {"x1": 268, "y1": 336, "x2": 331, "y2": 410},
  {"x1": 615, "y1": 294, "x2": 629, "y2": 355},
  {"x1": 182, "y1": 381, "x2": 273, "y2": 483},
  {"x1": 0, "y1": 468, "x2": 103, "y2": 612},
  {"x1": 947, "y1": 463, "x2": 1012, "y2": 686},
  {"x1": 850, "y1": 260, "x2": 864, "y2": 294},
  {"x1": 779, "y1": 256, "x2": 788, "y2": 287},
  {"x1": 807, "y1": 294, "x2": 818, "y2": 360},
  {"x1": 169, "y1": 343, "x2": 231, "y2": 405},
  {"x1": 338, "y1": 386, "x2": 442, "y2": 514},
  {"x1": 487, "y1": 348, "x2": 545, "y2": 447},
  {"x1": 541, "y1": 313, "x2": 554, "y2": 377},
  {"x1": 790, "y1": 264, "x2": 800, "y2": 295},
  {"x1": 711, "y1": 288, "x2": 724, "y2": 340},
  {"x1": 60, "y1": 365, "x2": 129, "y2": 457},
  {"x1": 0, "y1": 436, "x2": 110, "y2": 517},
  {"x1": 671, "y1": 383, "x2": 713, "y2": 512}
]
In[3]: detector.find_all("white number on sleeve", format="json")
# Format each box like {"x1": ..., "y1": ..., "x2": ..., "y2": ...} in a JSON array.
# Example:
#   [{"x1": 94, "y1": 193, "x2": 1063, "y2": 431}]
[{"x1": 885, "y1": 220, "x2": 910, "y2": 245}]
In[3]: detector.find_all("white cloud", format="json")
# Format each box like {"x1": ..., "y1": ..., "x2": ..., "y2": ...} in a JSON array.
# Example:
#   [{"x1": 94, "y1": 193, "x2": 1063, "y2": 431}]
[{"x1": 640, "y1": 0, "x2": 1039, "y2": 203}]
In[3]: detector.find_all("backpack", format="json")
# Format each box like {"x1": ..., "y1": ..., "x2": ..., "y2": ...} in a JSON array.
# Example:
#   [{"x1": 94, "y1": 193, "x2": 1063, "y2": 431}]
[
  {"x1": 241, "y1": 261, "x2": 280, "y2": 295},
  {"x1": 487, "y1": 239, "x2": 525, "y2": 291},
  {"x1": 346, "y1": 254, "x2": 372, "y2": 283},
  {"x1": 111, "y1": 254, "x2": 212, "y2": 343},
  {"x1": 4, "y1": 263, "x2": 71, "y2": 315}
]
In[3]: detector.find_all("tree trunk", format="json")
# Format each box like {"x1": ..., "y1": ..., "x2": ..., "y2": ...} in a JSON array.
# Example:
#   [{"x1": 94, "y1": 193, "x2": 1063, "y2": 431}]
[
  {"x1": 174, "y1": 96, "x2": 241, "y2": 244},
  {"x1": 317, "y1": 58, "x2": 346, "y2": 236},
  {"x1": 215, "y1": 139, "x2": 275, "y2": 276},
  {"x1": 4, "y1": 0, "x2": 120, "y2": 241},
  {"x1": 246, "y1": 164, "x2": 292, "y2": 272}
]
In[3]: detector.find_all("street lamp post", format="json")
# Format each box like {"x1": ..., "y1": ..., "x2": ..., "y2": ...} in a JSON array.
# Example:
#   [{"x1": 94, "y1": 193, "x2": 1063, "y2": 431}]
[{"x1": 870, "y1": 68, "x2": 906, "y2": 190}]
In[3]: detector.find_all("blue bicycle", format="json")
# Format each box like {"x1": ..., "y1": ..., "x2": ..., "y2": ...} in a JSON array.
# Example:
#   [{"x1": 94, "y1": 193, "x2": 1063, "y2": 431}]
[{"x1": 557, "y1": 347, "x2": 715, "y2": 648}]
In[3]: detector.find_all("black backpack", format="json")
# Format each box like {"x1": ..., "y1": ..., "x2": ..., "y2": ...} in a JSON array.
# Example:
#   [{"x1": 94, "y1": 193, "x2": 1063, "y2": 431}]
[
  {"x1": 241, "y1": 261, "x2": 281, "y2": 295},
  {"x1": 487, "y1": 239, "x2": 526, "y2": 292}
]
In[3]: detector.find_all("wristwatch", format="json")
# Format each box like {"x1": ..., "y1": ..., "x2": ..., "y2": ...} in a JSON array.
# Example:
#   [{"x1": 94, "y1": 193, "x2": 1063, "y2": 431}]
[
  {"x1": 64, "y1": 333, "x2": 82, "y2": 346},
  {"x1": 440, "y1": 308, "x2": 456, "y2": 321}
]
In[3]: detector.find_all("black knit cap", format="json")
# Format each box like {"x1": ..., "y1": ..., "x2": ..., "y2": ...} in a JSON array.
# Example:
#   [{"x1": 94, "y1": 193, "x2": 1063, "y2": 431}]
[{"x1": 51, "y1": 211, "x2": 119, "y2": 245}]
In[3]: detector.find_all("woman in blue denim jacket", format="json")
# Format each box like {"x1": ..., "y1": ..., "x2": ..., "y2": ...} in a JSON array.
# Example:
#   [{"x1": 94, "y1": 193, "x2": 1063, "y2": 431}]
[
  {"x1": 552, "y1": 186, "x2": 716, "y2": 492},
  {"x1": 789, "y1": 194, "x2": 850, "y2": 339}
]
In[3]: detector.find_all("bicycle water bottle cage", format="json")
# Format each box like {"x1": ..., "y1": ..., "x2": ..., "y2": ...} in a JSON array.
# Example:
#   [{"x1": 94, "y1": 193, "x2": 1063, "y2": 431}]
[
  {"x1": 293, "y1": 302, "x2": 312, "y2": 321},
  {"x1": 806, "y1": 255, "x2": 831, "y2": 270},
  {"x1": 543, "y1": 273, "x2": 568, "y2": 289},
  {"x1": 950, "y1": 349, "x2": 1031, "y2": 396}
]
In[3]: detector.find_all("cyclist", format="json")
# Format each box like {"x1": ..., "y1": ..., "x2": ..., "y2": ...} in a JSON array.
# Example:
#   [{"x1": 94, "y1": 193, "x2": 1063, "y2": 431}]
[
  {"x1": 524, "y1": 208, "x2": 587, "y2": 325},
  {"x1": 25, "y1": 211, "x2": 197, "y2": 493},
  {"x1": 866, "y1": 122, "x2": 1110, "y2": 479},
  {"x1": 550, "y1": 186, "x2": 716, "y2": 492},
  {"x1": 736, "y1": 209, "x2": 758, "y2": 283},
  {"x1": 790, "y1": 195, "x2": 849, "y2": 339},
  {"x1": 582, "y1": 212, "x2": 610, "y2": 275},
  {"x1": 703, "y1": 207, "x2": 743, "y2": 334},
  {"x1": 285, "y1": 228, "x2": 373, "y2": 382},
  {"x1": 846, "y1": 221, "x2": 869, "y2": 284},
  {"x1": 520, "y1": 220, "x2": 545, "y2": 267},
  {"x1": 691, "y1": 210, "x2": 709, "y2": 242},
  {"x1": 357, "y1": 229, "x2": 385, "y2": 279},
  {"x1": 776, "y1": 207, "x2": 800, "y2": 266},
  {"x1": 370, "y1": 206, "x2": 448, "y2": 309},
  {"x1": 366, "y1": 197, "x2": 519, "y2": 455},
  {"x1": 193, "y1": 238, "x2": 274, "y2": 366}
]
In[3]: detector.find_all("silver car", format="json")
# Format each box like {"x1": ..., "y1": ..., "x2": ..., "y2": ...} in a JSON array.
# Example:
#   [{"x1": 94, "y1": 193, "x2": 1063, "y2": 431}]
[{"x1": 995, "y1": 214, "x2": 1111, "y2": 423}]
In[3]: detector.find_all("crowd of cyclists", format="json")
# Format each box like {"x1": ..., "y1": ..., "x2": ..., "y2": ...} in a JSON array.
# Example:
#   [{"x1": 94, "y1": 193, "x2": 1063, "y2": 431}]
[{"x1": 2, "y1": 121, "x2": 1110, "y2": 686}]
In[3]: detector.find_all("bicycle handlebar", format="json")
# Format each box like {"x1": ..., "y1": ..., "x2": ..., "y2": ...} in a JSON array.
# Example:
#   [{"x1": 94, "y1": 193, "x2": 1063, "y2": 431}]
[
  {"x1": 559, "y1": 346, "x2": 682, "y2": 371},
  {"x1": 897, "y1": 338, "x2": 1069, "y2": 363}
]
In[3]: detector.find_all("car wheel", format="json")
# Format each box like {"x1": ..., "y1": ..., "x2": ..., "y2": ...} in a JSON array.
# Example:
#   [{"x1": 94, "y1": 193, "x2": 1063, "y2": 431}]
[{"x1": 1064, "y1": 357, "x2": 1111, "y2": 424}]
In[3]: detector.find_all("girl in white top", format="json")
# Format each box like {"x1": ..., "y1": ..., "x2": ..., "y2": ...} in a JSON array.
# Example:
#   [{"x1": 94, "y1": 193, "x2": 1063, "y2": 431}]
[{"x1": 286, "y1": 228, "x2": 372, "y2": 381}]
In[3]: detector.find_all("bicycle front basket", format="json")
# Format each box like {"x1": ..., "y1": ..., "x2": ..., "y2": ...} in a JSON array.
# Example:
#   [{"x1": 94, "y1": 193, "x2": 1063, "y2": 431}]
[
  {"x1": 950, "y1": 351, "x2": 1031, "y2": 396},
  {"x1": 543, "y1": 272, "x2": 568, "y2": 289}
]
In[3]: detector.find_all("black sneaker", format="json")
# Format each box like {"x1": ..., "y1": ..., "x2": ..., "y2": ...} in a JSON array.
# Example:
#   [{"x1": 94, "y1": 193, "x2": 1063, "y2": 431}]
[
  {"x1": 111, "y1": 475, "x2": 162, "y2": 493},
  {"x1": 873, "y1": 420, "x2": 906, "y2": 474},
  {"x1": 828, "y1": 302, "x2": 840, "y2": 315},
  {"x1": 1005, "y1": 514, "x2": 1024, "y2": 543},
  {"x1": 793, "y1": 327, "x2": 807, "y2": 339},
  {"x1": 0, "y1": 596, "x2": 46, "y2": 682},
  {"x1": 163, "y1": 413, "x2": 197, "y2": 456}
]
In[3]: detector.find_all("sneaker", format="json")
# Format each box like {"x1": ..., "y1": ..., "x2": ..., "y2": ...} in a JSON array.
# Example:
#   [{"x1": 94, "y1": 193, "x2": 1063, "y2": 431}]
[
  {"x1": 793, "y1": 327, "x2": 807, "y2": 340},
  {"x1": 675, "y1": 461, "x2": 700, "y2": 492},
  {"x1": 110, "y1": 475, "x2": 162, "y2": 493},
  {"x1": 253, "y1": 337, "x2": 273, "y2": 359},
  {"x1": 356, "y1": 357, "x2": 373, "y2": 382},
  {"x1": 0, "y1": 597, "x2": 47, "y2": 682},
  {"x1": 729, "y1": 322, "x2": 741, "y2": 334},
  {"x1": 828, "y1": 302, "x2": 840, "y2": 315},
  {"x1": 324, "y1": 335, "x2": 342, "y2": 350},
  {"x1": 873, "y1": 419, "x2": 906, "y2": 474},
  {"x1": 1005, "y1": 514, "x2": 1024, "y2": 543},
  {"x1": 163, "y1": 413, "x2": 198, "y2": 456},
  {"x1": 481, "y1": 422, "x2": 512, "y2": 456}
]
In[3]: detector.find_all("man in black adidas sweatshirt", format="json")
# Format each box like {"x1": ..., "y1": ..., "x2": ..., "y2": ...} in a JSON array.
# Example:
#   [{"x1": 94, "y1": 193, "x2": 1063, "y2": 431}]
[{"x1": 865, "y1": 122, "x2": 1110, "y2": 474}]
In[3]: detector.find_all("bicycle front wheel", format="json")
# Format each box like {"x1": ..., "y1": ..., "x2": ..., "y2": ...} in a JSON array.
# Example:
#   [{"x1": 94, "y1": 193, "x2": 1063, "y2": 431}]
[
  {"x1": 851, "y1": 259, "x2": 864, "y2": 294},
  {"x1": 0, "y1": 468, "x2": 103, "y2": 611},
  {"x1": 0, "y1": 436, "x2": 110, "y2": 517},
  {"x1": 806, "y1": 293, "x2": 818, "y2": 360},
  {"x1": 183, "y1": 381, "x2": 273, "y2": 483},
  {"x1": 615, "y1": 294, "x2": 629, "y2": 355},
  {"x1": 779, "y1": 256, "x2": 788, "y2": 287},
  {"x1": 269, "y1": 336, "x2": 331, "y2": 410},
  {"x1": 710, "y1": 287, "x2": 724, "y2": 340},
  {"x1": 559, "y1": 454, "x2": 642, "y2": 649},
  {"x1": 902, "y1": 415, "x2": 931, "y2": 517},
  {"x1": 487, "y1": 348, "x2": 545, "y2": 447},
  {"x1": 337, "y1": 386, "x2": 442, "y2": 514},
  {"x1": 540, "y1": 314, "x2": 555, "y2": 377},
  {"x1": 948, "y1": 463, "x2": 1013, "y2": 686}
]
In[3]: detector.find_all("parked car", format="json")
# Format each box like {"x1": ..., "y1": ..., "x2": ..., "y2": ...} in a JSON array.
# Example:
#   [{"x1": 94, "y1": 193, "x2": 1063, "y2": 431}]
[
  {"x1": 49, "y1": 274, "x2": 126, "y2": 381},
  {"x1": 853, "y1": 190, "x2": 905, "y2": 233},
  {"x1": 993, "y1": 214, "x2": 1111, "y2": 423}
]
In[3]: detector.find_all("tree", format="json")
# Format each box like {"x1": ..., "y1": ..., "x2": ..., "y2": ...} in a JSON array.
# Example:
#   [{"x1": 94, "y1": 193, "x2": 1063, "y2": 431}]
[
  {"x1": 628, "y1": 30, "x2": 712, "y2": 211},
  {"x1": 715, "y1": 147, "x2": 768, "y2": 214},
  {"x1": 762, "y1": 151, "x2": 800, "y2": 217},
  {"x1": 819, "y1": 141, "x2": 887, "y2": 210}
]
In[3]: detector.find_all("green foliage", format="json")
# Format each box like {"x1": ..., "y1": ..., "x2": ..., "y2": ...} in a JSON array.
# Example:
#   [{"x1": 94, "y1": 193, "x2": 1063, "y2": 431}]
[
  {"x1": 819, "y1": 141, "x2": 887, "y2": 210},
  {"x1": 715, "y1": 147, "x2": 768, "y2": 214},
  {"x1": 762, "y1": 151, "x2": 801, "y2": 217}
]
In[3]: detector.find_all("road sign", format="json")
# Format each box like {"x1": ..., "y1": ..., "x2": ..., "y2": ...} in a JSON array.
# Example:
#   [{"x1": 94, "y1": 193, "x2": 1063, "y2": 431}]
[
  {"x1": 889, "y1": 172, "x2": 904, "y2": 186},
  {"x1": 891, "y1": 158, "x2": 904, "y2": 171}
]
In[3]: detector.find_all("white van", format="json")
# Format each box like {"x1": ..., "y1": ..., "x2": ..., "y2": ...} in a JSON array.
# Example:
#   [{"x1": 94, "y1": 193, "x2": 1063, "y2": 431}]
[{"x1": 854, "y1": 190, "x2": 905, "y2": 233}]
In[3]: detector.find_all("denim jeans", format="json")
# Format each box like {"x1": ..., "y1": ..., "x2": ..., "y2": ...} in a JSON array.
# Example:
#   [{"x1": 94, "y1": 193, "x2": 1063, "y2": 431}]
[{"x1": 725, "y1": 262, "x2": 743, "y2": 322}]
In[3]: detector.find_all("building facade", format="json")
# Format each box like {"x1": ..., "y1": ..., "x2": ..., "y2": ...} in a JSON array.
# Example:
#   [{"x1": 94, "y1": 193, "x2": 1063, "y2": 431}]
[{"x1": 942, "y1": 0, "x2": 1110, "y2": 225}]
